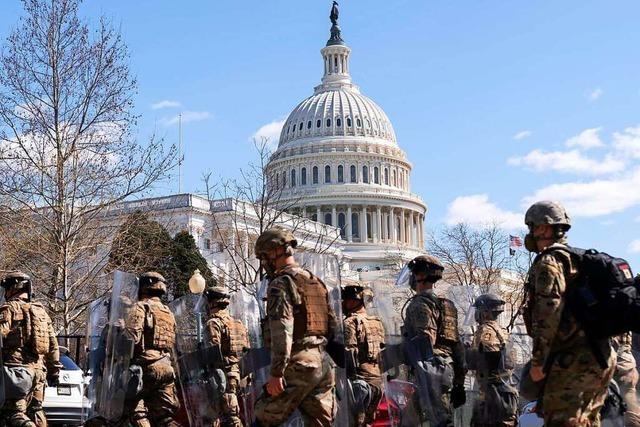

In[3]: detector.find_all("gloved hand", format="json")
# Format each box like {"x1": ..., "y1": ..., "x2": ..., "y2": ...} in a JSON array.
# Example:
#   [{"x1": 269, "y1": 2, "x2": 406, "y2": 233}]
[{"x1": 451, "y1": 384, "x2": 466, "y2": 408}]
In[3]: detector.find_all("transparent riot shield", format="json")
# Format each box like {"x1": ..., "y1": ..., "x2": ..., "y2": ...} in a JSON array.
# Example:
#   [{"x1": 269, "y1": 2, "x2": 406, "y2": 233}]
[
  {"x1": 0, "y1": 286, "x2": 5, "y2": 408},
  {"x1": 82, "y1": 296, "x2": 110, "y2": 423},
  {"x1": 169, "y1": 292, "x2": 225, "y2": 426},
  {"x1": 83, "y1": 271, "x2": 138, "y2": 424}
]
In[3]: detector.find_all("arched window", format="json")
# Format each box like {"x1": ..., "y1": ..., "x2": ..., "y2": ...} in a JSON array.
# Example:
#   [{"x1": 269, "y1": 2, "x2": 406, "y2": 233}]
[
  {"x1": 338, "y1": 213, "x2": 346, "y2": 238},
  {"x1": 338, "y1": 165, "x2": 344, "y2": 183},
  {"x1": 362, "y1": 166, "x2": 369, "y2": 184},
  {"x1": 311, "y1": 213, "x2": 318, "y2": 222},
  {"x1": 326, "y1": 118, "x2": 331, "y2": 127},
  {"x1": 317, "y1": 119, "x2": 321, "y2": 128},
  {"x1": 324, "y1": 213, "x2": 332, "y2": 226},
  {"x1": 356, "y1": 118, "x2": 362, "y2": 127},
  {"x1": 336, "y1": 118, "x2": 342, "y2": 127},
  {"x1": 324, "y1": 165, "x2": 331, "y2": 183},
  {"x1": 350, "y1": 165, "x2": 357, "y2": 183},
  {"x1": 307, "y1": 121, "x2": 312, "y2": 129},
  {"x1": 351, "y1": 213, "x2": 360, "y2": 238},
  {"x1": 392, "y1": 170, "x2": 397, "y2": 187},
  {"x1": 367, "y1": 213, "x2": 373, "y2": 240},
  {"x1": 384, "y1": 168, "x2": 389, "y2": 185},
  {"x1": 313, "y1": 166, "x2": 319, "y2": 184},
  {"x1": 365, "y1": 119, "x2": 371, "y2": 128},
  {"x1": 347, "y1": 117, "x2": 352, "y2": 127},
  {"x1": 374, "y1": 167, "x2": 380, "y2": 184},
  {"x1": 301, "y1": 167, "x2": 307, "y2": 185},
  {"x1": 299, "y1": 122, "x2": 303, "y2": 131},
  {"x1": 282, "y1": 171, "x2": 286, "y2": 187},
  {"x1": 291, "y1": 169, "x2": 296, "y2": 187}
]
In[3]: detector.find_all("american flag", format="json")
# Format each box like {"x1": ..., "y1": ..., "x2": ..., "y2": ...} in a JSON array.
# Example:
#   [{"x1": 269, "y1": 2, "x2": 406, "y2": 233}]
[{"x1": 509, "y1": 235, "x2": 523, "y2": 256}]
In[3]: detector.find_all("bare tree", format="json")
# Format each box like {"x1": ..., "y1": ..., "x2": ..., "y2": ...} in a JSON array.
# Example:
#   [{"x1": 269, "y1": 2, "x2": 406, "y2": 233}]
[
  {"x1": 0, "y1": 0, "x2": 176, "y2": 334},
  {"x1": 201, "y1": 138, "x2": 340, "y2": 300},
  {"x1": 429, "y1": 223, "x2": 531, "y2": 331}
]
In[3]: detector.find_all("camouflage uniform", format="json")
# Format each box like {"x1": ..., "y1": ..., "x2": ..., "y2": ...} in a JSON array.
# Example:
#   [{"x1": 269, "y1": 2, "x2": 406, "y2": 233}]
[
  {"x1": 612, "y1": 333, "x2": 640, "y2": 426},
  {"x1": 125, "y1": 285, "x2": 180, "y2": 427},
  {"x1": 344, "y1": 304, "x2": 385, "y2": 426},
  {"x1": 0, "y1": 272, "x2": 62, "y2": 427},
  {"x1": 469, "y1": 320, "x2": 518, "y2": 427},
  {"x1": 404, "y1": 289, "x2": 467, "y2": 426},
  {"x1": 254, "y1": 264, "x2": 337, "y2": 427},
  {"x1": 524, "y1": 243, "x2": 615, "y2": 426},
  {"x1": 205, "y1": 304, "x2": 250, "y2": 427}
]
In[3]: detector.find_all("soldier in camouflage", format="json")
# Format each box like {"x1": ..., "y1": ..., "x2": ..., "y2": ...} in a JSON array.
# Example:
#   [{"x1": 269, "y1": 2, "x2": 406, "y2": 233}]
[
  {"x1": 0, "y1": 271, "x2": 63, "y2": 427},
  {"x1": 467, "y1": 294, "x2": 518, "y2": 427},
  {"x1": 125, "y1": 272, "x2": 181, "y2": 427},
  {"x1": 203, "y1": 285, "x2": 250, "y2": 427},
  {"x1": 612, "y1": 332, "x2": 640, "y2": 426},
  {"x1": 523, "y1": 201, "x2": 615, "y2": 426},
  {"x1": 342, "y1": 281, "x2": 385, "y2": 427},
  {"x1": 403, "y1": 255, "x2": 467, "y2": 427},
  {"x1": 253, "y1": 227, "x2": 337, "y2": 427}
]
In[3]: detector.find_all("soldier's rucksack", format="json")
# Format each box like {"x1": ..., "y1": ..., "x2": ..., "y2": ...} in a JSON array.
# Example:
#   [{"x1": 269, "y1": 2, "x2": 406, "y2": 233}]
[
  {"x1": 545, "y1": 246, "x2": 638, "y2": 365},
  {"x1": 22, "y1": 302, "x2": 51, "y2": 355}
]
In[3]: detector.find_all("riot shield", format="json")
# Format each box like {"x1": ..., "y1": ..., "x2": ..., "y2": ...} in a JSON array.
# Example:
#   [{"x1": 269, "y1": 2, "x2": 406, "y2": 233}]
[
  {"x1": 83, "y1": 271, "x2": 138, "y2": 424},
  {"x1": 81, "y1": 296, "x2": 110, "y2": 423},
  {"x1": 169, "y1": 292, "x2": 225, "y2": 426},
  {"x1": 0, "y1": 286, "x2": 5, "y2": 408}
]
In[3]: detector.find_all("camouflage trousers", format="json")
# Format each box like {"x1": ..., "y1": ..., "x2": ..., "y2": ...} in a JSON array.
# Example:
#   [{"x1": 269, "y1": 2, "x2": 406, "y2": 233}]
[
  {"x1": 615, "y1": 363, "x2": 640, "y2": 427},
  {"x1": 471, "y1": 380, "x2": 518, "y2": 427},
  {"x1": 1, "y1": 365, "x2": 47, "y2": 427},
  {"x1": 541, "y1": 347, "x2": 615, "y2": 427},
  {"x1": 351, "y1": 378, "x2": 382, "y2": 427},
  {"x1": 254, "y1": 347, "x2": 336, "y2": 427},
  {"x1": 127, "y1": 357, "x2": 181, "y2": 427},
  {"x1": 218, "y1": 377, "x2": 243, "y2": 427}
]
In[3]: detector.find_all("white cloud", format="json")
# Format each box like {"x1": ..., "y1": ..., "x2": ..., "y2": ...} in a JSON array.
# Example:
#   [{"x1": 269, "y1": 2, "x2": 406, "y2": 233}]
[
  {"x1": 446, "y1": 194, "x2": 523, "y2": 229},
  {"x1": 565, "y1": 127, "x2": 604, "y2": 149},
  {"x1": 151, "y1": 100, "x2": 181, "y2": 110},
  {"x1": 588, "y1": 87, "x2": 604, "y2": 101},
  {"x1": 522, "y1": 168, "x2": 640, "y2": 217},
  {"x1": 507, "y1": 149, "x2": 624, "y2": 175},
  {"x1": 613, "y1": 125, "x2": 640, "y2": 159},
  {"x1": 251, "y1": 119, "x2": 285, "y2": 145},
  {"x1": 629, "y1": 239, "x2": 640, "y2": 254},
  {"x1": 161, "y1": 111, "x2": 212, "y2": 126},
  {"x1": 513, "y1": 130, "x2": 532, "y2": 141}
]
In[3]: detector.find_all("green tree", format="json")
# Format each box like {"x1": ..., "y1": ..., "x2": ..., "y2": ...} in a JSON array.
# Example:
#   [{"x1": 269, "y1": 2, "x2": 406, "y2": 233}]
[
  {"x1": 108, "y1": 211, "x2": 173, "y2": 277},
  {"x1": 168, "y1": 231, "x2": 215, "y2": 298}
]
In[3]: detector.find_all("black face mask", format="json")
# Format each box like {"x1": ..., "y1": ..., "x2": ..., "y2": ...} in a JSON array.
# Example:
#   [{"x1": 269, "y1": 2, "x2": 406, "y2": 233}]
[{"x1": 524, "y1": 233, "x2": 539, "y2": 253}]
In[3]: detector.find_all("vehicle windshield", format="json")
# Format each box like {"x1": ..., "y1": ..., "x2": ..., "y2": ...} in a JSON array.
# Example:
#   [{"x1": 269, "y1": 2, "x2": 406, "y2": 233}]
[{"x1": 60, "y1": 354, "x2": 80, "y2": 371}]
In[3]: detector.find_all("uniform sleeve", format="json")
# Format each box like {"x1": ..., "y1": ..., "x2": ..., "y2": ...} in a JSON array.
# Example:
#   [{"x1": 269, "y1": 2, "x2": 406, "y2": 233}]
[
  {"x1": 531, "y1": 253, "x2": 566, "y2": 368},
  {"x1": 125, "y1": 303, "x2": 146, "y2": 345},
  {"x1": 206, "y1": 318, "x2": 224, "y2": 347},
  {"x1": 46, "y1": 314, "x2": 63, "y2": 372},
  {"x1": 0, "y1": 304, "x2": 13, "y2": 338},
  {"x1": 344, "y1": 316, "x2": 359, "y2": 378},
  {"x1": 477, "y1": 324, "x2": 501, "y2": 353},
  {"x1": 407, "y1": 298, "x2": 439, "y2": 345},
  {"x1": 266, "y1": 276, "x2": 295, "y2": 378}
]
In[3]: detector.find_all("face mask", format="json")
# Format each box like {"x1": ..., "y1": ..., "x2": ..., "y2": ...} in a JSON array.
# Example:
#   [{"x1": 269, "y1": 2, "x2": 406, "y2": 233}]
[
  {"x1": 261, "y1": 259, "x2": 277, "y2": 278},
  {"x1": 524, "y1": 233, "x2": 539, "y2": 253}
]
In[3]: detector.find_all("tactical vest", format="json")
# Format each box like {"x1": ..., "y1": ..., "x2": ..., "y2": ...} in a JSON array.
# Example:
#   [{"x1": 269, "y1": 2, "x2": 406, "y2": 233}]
[
  {"x1": 142, "y1": 302, "x2": 176, "y2": 351},
  {"x1": 220, "y1": 314, "x2": 249, "y2": 357},
  {"x1": 437, "y1": 298, "x2": 460, "y2": 344},
  {"x1": 361, "y1": 315, "x2": 384, "y2": 362},
  {"x1": 281, "y1": 267, "x2": 330, "y2": 341},
  {"x1": 3, "y1": 300, "x2": 50, "y2": 355}
]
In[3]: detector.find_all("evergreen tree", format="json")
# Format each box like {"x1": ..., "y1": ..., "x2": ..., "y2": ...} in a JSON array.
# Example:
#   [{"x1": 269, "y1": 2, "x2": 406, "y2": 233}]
[{"x1": 168, "y1": 231, "x2": 215, "y2": 298}]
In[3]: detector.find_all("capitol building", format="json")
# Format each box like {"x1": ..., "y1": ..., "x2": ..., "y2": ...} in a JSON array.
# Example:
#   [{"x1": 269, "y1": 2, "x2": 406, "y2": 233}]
[
  {"x1": 107, "y1": 7, "x2": 427, "y2": 280},
  {"x1": 265, "y1": 10, "x2": 426, "y2": 270}
]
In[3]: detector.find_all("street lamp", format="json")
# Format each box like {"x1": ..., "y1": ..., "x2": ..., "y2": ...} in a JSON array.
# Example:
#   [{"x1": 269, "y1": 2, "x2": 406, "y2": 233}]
[{"x1": 188, "y1": 269, "x2": 206, "y2": 294}]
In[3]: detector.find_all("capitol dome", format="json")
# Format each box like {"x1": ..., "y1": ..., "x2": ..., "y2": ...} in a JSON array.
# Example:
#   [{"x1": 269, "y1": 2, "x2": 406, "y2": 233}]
[{"x1": 266, "y1": 6, "x2": 426, "y2": 269}]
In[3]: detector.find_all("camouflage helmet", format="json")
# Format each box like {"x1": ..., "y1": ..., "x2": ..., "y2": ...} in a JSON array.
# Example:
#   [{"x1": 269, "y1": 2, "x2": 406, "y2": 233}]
[
  {"x1": 254, "y1": 227, "x2": 298, "y2": 258},
  {"x1": 138, "y1": 271, "x2": 167, "y2": 295},
  {"x1": 0, "y1": 271, "x2": 31, "y2": 294},
  {"x1": 473, "y1": 293, "x2": 505, "y2": 313},
  {"x1": 204, "y1": 285, "x2": 231, "y2": 305},
  {"x1": 341, "y1": 280, "x2": 366, "y2": 300},
  {"x1": 524, "y1": 201, "x2": 571, "y2": 231},
  {"x1": 407, "y1": 255, "x2": 444, "y2": 280}
]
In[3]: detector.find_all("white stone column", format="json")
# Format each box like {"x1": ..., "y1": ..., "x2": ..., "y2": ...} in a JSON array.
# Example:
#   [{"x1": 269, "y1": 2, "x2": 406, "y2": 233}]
[
  {"x1": 347, "y1": 205, "x2": 353, "y2": 243},
  {"x1": 375, "y1": 207, "x2": 382, "y2": 243},
  {"x1": 390, "y1": 208, "x2": 396, "y2": 243},
  {"x1": 302, "y1": 206, "x2": 307, "y2": 219},
  {"x1": 331, "y1": 205, "x2": 337, "y2": 227},
  {"x1": 400, "y1": 209, "x2": 406, "y2": 245},
  {"x1": 362, "y1": 206, "x2": 368, "y2": 243},
  {"x1": 316, "y1": 206, "x2": 322, "y2": 223},
  {"x1": 410, "y1": 212, "x2": 416, "y2": 246}
]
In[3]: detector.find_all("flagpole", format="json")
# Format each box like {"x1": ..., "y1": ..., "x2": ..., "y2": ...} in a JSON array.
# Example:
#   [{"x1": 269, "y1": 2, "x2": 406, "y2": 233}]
[{"x1": 178, "y1": 113, "x2": 182, "y2": 194}]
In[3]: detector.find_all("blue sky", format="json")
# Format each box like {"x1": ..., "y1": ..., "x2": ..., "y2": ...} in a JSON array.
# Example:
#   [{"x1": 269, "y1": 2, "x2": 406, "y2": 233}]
[{"x1": 1, "y1": 1, "x2": 639, "y2": 267}]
